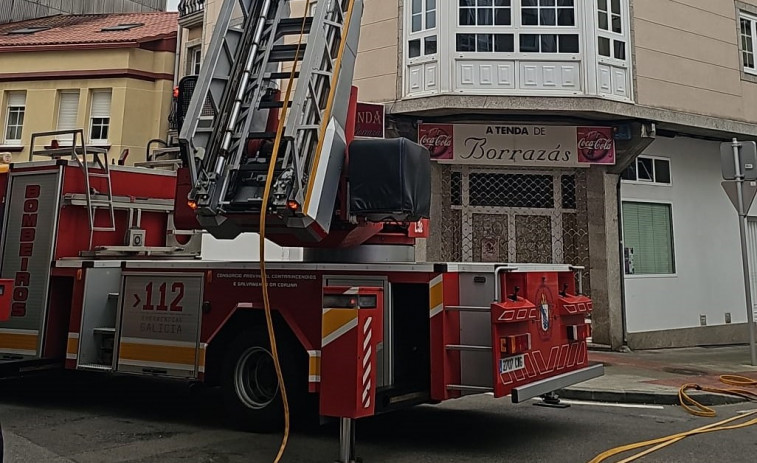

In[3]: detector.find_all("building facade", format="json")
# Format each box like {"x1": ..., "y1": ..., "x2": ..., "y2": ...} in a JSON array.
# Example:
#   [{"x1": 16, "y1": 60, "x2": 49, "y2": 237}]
[
  {"x1": 0, "y1": 13, "x2": 178, "y2": 164},
  {"x1": 174, "y1": 0, "x2": 757, "y2": 349},
  {"x1": 0, "y1": 0, "x2": 167, "y2": 24}
]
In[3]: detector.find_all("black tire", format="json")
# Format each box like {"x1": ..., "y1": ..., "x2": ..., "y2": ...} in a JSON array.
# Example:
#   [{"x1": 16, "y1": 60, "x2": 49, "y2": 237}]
[{"x1": 221, "y1": 325, "x2": 307, "y2": 433}]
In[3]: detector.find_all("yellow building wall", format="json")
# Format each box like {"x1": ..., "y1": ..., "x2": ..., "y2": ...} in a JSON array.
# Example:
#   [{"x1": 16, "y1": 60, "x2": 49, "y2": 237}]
[{"x1": 0, "y1": 48, "x2": 175, "y2": 164}]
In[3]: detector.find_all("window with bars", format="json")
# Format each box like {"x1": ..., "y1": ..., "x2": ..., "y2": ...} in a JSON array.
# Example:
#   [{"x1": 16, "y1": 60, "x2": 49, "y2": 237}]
[
  {"x1": 455, "y1": 0, "x2": 579, "y2": 54},
  {"x1": 596, "y1": 0, "x2": 626, "y2": 61},
  {"x1": 622, "y1": 202, "x2": 675, "y2": 275},
  {"x1": 408, "y1": 0, "x2": 438, "y2": 58},
  {"x1": 56, "y1": 91, "x2": 80, "y2": 144},
  {"x1": 89, "y1": 90, "x2": 112, "y2": 144},
  {"x1": 3, "y1": 91, "x2": 25, "y2": 146},
  {"x1": 740, "y1": 11, "x2": 757, "y2": 74}
]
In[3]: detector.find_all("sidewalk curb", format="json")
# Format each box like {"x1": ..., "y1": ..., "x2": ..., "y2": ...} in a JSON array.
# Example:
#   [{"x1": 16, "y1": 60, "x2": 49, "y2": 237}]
[{"x1": 557, "y1": 388, "x2": 748, "y2": 406}]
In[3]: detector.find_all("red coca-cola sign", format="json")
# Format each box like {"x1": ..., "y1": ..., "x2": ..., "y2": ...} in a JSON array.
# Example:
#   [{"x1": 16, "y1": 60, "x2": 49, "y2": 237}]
[
  {"x1": 418, "y1": 124, "x2": 454, "y2": 160},
  {"x1": 577, "y1": 127, "x2": 615, "y2": 165}
]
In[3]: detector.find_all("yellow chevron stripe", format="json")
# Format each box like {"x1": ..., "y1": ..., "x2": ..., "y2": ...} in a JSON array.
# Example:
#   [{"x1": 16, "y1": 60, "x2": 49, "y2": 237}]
[
  {"x1": 67, "y1": 336, "x2": 79, "y2": 355},
  {"x1": 430, "y1": 278, "x2": 444, "y2": 312},
  {"x1": 309, "y1": 352, "x2": 321, "y2": 379},
  {"x1": 0, "y1": 332, "x2": 38, "y2": 351},
  {"x1": 322, "y1": 308, "x2": 358, "y2": 341}
]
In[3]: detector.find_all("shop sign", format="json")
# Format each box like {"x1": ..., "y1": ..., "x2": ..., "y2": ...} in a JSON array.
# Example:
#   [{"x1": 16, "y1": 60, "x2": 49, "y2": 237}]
[
  {"x1": 418, "y1": 124, "x2": 616, "y2": 167},
  {"x1": 355, "y1": 102, "x2": 385, "y2": 138}
]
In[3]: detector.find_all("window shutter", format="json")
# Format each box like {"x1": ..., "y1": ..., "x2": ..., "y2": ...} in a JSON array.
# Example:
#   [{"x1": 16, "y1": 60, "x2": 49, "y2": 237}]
[
  {"x1": 90, "y1": 91, "x2": 111, "y2": 119},
  {"x1": 622, "y1": 202, "x2": 674, "y2": 275},
  {"x1": 57, "y1": 91, "x2": 80, "y2": 131},
  {"x1": 7, "y1": 91, "x2": 25, "y2": 107}
]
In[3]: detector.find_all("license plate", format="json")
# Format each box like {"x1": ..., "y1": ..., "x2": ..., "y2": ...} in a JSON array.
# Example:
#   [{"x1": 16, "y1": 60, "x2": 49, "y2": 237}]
[{"x1": 499, "y1": 354, "x2": 525, "y2": 374}]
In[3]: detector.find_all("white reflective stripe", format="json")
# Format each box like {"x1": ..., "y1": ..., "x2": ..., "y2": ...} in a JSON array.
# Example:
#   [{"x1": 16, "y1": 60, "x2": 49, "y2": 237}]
[
  {"x1": 119, "y1": 337, "x2": 197, "y2": 348},
  {"x1": 0, "y1": 348, "x2": 36, "y2": 356},
  {"x1": 429, "y1": 274, "x2": 443, "y2": 287},
  {"x1": 66, "y1": 353, "x2": 77, "y2": 360},
  {"x1": 118, "y1": 359, "x2": 195, "y2": 371},
  {"x1": 430, "y1": 305, "x2": 443, "y2": 318},
  {"x1": 0, "y1": 329, "x2": 39, "y2": 335},
  {"x1": 68, "y1": 332, "x2": 80, "y2": 339},
  {"x1": 309, "y1": 375, "x2": 321, "y2": 383},
  {"x1": 321, "y1": 317, "x2": 358, "y2": 347},
  {"x1": 307, "y1": 350, "x2": 321, "y2": 357}
]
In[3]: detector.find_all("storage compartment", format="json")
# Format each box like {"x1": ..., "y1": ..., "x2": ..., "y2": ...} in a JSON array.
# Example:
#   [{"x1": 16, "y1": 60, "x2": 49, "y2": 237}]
[{"x1": 349, "y1": 138, "x2": 431, "y2": 222}]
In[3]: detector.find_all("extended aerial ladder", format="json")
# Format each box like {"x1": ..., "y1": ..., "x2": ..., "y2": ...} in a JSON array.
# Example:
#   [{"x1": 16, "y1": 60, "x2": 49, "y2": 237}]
[{"x1": 179, "y1": 0, "x2": 365, "y2": 243}]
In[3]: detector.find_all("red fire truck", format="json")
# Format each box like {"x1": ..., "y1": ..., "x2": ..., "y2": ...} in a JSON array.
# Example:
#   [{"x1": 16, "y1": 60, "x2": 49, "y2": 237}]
[{"x1": 0, "y1": 0, "x2": 602, "y2": 460}]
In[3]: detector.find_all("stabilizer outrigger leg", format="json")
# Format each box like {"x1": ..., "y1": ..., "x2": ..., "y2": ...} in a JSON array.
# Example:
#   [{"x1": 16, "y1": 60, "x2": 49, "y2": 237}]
[
  {"x1": 534, "y1": 391, "x2": 570, "y2": 409},
  {"x1": 337, "y1": 417, "x2": 360, "y2": 463}
]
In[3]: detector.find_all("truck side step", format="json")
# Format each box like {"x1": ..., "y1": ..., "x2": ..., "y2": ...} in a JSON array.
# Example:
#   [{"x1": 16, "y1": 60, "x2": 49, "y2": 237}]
[
  {"x1": 446, "y1": 384, "x2": 494, "y2": 393},
  {"x1": 445, "y1": 305, "x2": 490, "y2": 312},
  {"x1": 445, "y1": 344, "x2": 491, "y2": 352}
]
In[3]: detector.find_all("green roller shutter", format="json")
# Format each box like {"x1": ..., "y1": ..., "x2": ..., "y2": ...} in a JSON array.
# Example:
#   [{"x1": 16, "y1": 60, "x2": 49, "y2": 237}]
[{"x1": 622, "y1": 202, "x2": 675, "y2": 275}]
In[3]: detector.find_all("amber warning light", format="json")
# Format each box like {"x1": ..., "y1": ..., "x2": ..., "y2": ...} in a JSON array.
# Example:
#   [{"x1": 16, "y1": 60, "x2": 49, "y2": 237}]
[{"x1": 501, "y1": 333, "x2": 531, "y2": 355}]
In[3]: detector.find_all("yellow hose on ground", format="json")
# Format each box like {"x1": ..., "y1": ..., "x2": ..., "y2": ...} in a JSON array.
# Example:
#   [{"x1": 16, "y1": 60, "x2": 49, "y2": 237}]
[
  {"x1": 259, "y1": 3, "x2": 311, "y2": 462},
  {"x1": 588, "y1": 374, "x2": 757, "y2": 463}
]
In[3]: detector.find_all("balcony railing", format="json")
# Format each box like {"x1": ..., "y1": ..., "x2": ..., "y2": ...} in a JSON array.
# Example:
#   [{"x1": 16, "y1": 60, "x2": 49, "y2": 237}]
[{"x1": 178, "y1": 0, "x2": 205, "y2": 20}]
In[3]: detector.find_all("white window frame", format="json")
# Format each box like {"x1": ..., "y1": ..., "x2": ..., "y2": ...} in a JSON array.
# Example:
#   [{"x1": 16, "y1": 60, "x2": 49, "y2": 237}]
[
  {"x1": 452, "y1": 0, "x2": 582, "y2": 58},
  {"x1": 621, "y1": 200, "x2": 677, "y2": 277},
  {"x1": 406, "y1": 0, "x2": 438, "y2": 61},
  {"x1": 88, "y1": 90, "x2": 112, "y2": 145},
  {"x1": 740, "y1": 11, "x2": 757, "y2": 75},
  {"x1": 621, "y1": 155, "x2": 672, "y2": 186},
  {"x1": 187, "y1": 45, "x2": 202, "y2": 76},
  {"x1": 3, "y1": 91, "x2": 26, "y2": 146},
  {"x1": 595, "y1": 0, "x2": 628, "y2": 65},
  {"x1": 56, "y1": 90, "x2": 80, "y2": 145}
]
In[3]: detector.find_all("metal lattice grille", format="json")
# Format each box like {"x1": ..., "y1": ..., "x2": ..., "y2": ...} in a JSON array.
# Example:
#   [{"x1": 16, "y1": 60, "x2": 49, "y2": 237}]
[{"x1": 440, "y1": 165, "x2": 591, "y2": 294}]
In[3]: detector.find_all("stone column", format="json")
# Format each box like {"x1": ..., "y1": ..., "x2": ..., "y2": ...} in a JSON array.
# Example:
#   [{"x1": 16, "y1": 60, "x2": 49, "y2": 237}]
[{"x1": 587, "y1": 167, "x2": 624, "y2": 349}]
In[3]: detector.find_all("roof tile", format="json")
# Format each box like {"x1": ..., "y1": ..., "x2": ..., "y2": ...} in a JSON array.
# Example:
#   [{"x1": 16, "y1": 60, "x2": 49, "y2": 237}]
[{"x1": 0, "y1": 13, "x2": 178, "y2": 48}]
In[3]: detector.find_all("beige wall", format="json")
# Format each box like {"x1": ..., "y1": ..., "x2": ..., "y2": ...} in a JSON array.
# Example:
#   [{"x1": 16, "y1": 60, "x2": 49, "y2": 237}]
[
  {"x1": 352, "y1": 0, "x2": 400, "y2": 103},
  {"x1": 0, "y1": 48, "x2": 175, "y2": 164},
  {"x1": 633, "y1": 0, "x2": 757, "y2": 123}
]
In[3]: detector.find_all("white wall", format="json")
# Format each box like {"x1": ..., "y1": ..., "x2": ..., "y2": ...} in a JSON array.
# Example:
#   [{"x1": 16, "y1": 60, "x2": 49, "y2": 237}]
[
  {"x1": 201, "y1": 233, "x2": 303, "y2": 261},
  {"x1": 622, "y1": 136, "x2": 751, "y2": 333}
]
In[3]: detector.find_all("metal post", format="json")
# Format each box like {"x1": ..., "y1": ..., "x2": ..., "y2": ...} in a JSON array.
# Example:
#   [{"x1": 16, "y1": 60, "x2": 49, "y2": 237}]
[
  {"x1": 732, "y1": 138, "x2": 757, "y2": 366},
  {"x1": 338, "y1": 417, "x2": 355, "y2": 463}
]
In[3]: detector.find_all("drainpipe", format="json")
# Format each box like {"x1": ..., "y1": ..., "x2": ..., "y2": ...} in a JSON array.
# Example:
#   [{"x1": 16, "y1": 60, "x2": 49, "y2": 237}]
[{"x1": 616, "y1": 174, "x2": 628, "y2": 345}]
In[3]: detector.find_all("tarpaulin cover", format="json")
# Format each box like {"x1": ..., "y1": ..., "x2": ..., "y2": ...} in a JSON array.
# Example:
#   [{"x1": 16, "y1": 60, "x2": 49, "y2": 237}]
[{"x1": 349, "y1": 138, "x2": 431, "y2": 222}]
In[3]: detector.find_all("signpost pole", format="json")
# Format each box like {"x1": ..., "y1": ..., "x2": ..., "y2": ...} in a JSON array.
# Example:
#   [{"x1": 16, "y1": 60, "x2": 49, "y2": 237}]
[{"x1": 732, "y1": 138, "x2": 757, "y2": 366}]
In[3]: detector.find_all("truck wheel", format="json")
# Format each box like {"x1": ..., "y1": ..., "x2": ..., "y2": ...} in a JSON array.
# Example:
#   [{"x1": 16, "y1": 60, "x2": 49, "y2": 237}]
[{"x1": 221, "y1": 327, "x2": 305, "y2": 433}]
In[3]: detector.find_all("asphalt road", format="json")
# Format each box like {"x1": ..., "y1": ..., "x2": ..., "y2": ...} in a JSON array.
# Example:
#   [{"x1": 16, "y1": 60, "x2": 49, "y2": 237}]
[{"x1": 0, "y1": 372, "x2": 755, "y2": 463}]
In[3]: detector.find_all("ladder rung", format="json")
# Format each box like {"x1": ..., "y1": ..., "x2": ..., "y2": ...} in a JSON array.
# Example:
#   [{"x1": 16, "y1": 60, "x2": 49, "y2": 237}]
[
  {"x1": 446, "y1": 385, "x2": 494, "y2": 393},
  {"x1": 445, "y1": 345, "x2": 491, "y2": 352},
  {"x1": 266, "y1": 71, "x2": 300, "y2": 80},
  {"x1": 88, "y1": 173, "x2": 111, "y2": 179},
  {"x1": 445, "y1": 306, "x2": 490, "y2": 312},
  {"x1": 92, "y1": 227, "x2": 116, "y2": 232},
  {"x1": 276, "y1": 17, "x2": 313, "y2": 37},
  {"x1": 248, "y1": 131, "x2": 279, "y2": 139},
  {"x1": 269, "y1": 44, "x2": 306, "y2": 63},
  {"x1": 259, "y1": 100, "x2": 291, "y2": 109}
]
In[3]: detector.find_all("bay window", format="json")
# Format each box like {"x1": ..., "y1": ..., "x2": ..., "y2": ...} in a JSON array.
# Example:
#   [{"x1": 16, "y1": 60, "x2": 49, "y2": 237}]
[{"x1": 404, "y1": 0, "x2": 631, "y2": 100}]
